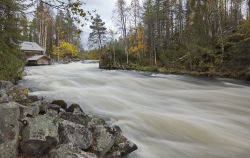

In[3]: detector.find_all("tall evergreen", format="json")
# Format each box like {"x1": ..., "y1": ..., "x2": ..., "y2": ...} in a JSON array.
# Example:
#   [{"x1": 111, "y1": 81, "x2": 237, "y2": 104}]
[{"x1": 0, "y1": 0, "x2": 24, "y2": 81}]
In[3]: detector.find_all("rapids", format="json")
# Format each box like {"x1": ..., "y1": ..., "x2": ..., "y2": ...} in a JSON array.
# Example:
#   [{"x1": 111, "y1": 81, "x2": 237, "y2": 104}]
[{"x1": 20, "y1": 62, "x2": 250, "y2": 158}]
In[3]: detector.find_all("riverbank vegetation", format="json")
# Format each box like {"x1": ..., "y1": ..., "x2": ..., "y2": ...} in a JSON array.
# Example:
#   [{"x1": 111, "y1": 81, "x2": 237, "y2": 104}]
[
  {"x1": 0, "y1": 0, "x2": 86, "y2": 81},
  {"x1": 0, "y1": 0, "x2": 24, "y2": 81},
  {"x1": 95, "y1": 0, "x2": 250, "y2": 80}
]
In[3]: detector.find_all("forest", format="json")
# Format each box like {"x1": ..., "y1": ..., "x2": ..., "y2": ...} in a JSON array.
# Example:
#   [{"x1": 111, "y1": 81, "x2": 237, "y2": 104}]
[
  {"x1": 0, "y1": 0, "x2": 85, "y2": 80},
  {"x1": 98, "y1": 0, "x2": 250, "y2": 80},
  {"x1": 0, "y1": 0, "x2": 250, "y2": 81}
]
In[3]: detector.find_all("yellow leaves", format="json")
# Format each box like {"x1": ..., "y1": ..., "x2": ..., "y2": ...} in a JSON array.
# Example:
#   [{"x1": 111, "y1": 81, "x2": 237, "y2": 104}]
[
  {"x1": 52, "y1": 40, "x2": 79, "y2": 58},
  {"x1": 128, "y1": 24, "x2": 145, "y2": 54}
]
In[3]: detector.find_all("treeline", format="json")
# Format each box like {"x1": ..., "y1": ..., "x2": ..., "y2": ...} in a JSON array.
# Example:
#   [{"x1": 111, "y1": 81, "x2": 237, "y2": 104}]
[
  {"x1": 0, "y1": 0, "x2": 85, "y2": 81},
  {"x1": 21, "y1": 1, "x2": 81, "y2": 58},
  {"x1": 99, "y1": 0, "x2": 250, "y2": 80}
]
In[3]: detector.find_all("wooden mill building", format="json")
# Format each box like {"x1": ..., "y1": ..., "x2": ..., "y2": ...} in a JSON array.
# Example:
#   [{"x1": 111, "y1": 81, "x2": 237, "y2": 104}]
[{"x1": 20, "y1": 41, "x2": 50, "y2": 66}]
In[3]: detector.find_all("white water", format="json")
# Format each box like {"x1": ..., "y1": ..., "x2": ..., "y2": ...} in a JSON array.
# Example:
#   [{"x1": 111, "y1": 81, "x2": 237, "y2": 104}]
[{"x1": 20, "y1": 62, "x2": 250, "y2": 158}]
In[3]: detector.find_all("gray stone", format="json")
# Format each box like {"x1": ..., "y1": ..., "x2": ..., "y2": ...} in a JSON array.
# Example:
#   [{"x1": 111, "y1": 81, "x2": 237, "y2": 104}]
[
  {"x1": 29, "y1": 100, "x2": 48, "y2": 114},
  {"x1": 87, "y1": 117, "x2": 106, "y2": 128},
  {"x1": 19, "y1": 104, "x2": 40, "y2": 119},
  {"x1": 59, "y1": 112, "x2": 90, "y2": 126},
  {"x1": 91, "y1": 125, "x2": 117, "y2": 157},
  {"x1": 20, "y1": 115, "x2": 59, "y2": 156},
  {"x1": 0, "y1": 102, "x2": 20, "y2": 158},
  {"x1": 58, "y1": 120, "x2": 92, "y2": 150},
  {"x1": 108, "y1": 135, "x2": 138, "y2": 157},
  {"x1": 27, "y1": 95, "x2": 40, "y2": 102},
  {"x1": 39, "y1": 101, "x2": 49, "y2": 114},
  {"x1": 17, "y1": 95, "x2": 40, "y2": 105},
  {"x1": 0, "y1": 89, "x2": 9, "y2": 103},
  {"x1": 47, "y1": 104, "x2": 62, "y2": 113},
  {"x1": 49, "y1": 144, "x2": 97, "y2": 158},
  {"x1": 0, "y1": 80, "x2": 14, "y2": 90},
  {"x1": 7, "y1": 85, "x2": 29, "y2": 102}
]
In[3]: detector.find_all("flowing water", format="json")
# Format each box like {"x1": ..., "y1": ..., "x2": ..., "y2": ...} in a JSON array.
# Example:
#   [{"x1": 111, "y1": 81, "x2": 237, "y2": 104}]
[{"x1": 20, "y1": 62, "x2": 250, "y2": 158}]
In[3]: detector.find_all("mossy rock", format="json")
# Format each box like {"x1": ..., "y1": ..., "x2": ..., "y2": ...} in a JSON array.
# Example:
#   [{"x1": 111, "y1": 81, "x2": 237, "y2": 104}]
[
  {"x1": 66, "y1": 103, "x2": 83, "y2": 113},
  {"x1": 9, "y1": 86, "x2": 29, "y2": 102},
  {"x1": 51, "y1": 100, "x2": 67, "y2": 110}
]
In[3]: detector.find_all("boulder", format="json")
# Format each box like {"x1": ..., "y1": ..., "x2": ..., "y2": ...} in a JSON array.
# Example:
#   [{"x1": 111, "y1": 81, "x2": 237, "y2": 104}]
[
  {"x1": 0, "y1": 102, "x2": 20, "y2": 158},
  {"x1": 39, "y1": 101, "x2": 49, "y2": 114},
  {"x1": 19, "y1": 104, "x2": 40, "y2": 119},
  {"x1": 87, "y1": 116, "x2": 106, "y2": 128},
  {"x1": 66, "y1": 103, "x2": 83, "y2": 113},
  {"x1": 49, "y1": 144, "x2": 97, "y2": 158},
  {"x1": 107, "y1": 135, "x2": 138, "y2": 157},
  {"x1": 20, "y1": 115, "x2": 59, "y2": 156},
  {"x1": 91, "y1": 124, "x2": 137, "y2": 158},
  {"x1": 17, "y1": 95, "x2": 40, "y2": 105},
  {"x1": 27, "y1": 95, "x2": 40, "y2": 102},
  {"x1": 58, "y1": 120, "x2": 92, "y2": 150},
  {"x1": 90, "y1": 125, "x2": 118, "y2": 157},
  {"x1": 0, "y1": 89, "x2": 9, "y2": 103},
  {"x1": 8, "y1": 86, "x2": 29, "y2": 102},
  {"x1": 51, "y1": 100, "x2": 67, "y2": 110},
  {"x1": 47, "y1": 104, "x2": 62, "y2": 113},
  {"x1": 0, "y1": 80, "x2": 14, "y2": 90},
  {"x1": 28, "y1": 100, "x2": 49, "y2": 115},
  {"x1": 59, "y1": 112, "x2": 90, "y2": 126}
]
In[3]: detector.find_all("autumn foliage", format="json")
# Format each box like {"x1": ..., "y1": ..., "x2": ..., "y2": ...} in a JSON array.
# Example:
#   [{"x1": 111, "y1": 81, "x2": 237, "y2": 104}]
[{"x1": 52, "y1": 41, "x2": 79, "y2": 59}]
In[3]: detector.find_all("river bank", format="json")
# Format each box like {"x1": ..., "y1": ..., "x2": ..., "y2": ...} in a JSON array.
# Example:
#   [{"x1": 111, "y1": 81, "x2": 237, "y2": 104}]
[
  {"x1": 20, "y1": 62, "x2": 250, "y2": 158},
  {"x1": 99, "y1": 63, "x2": 250, "y2": 81},
  {"x1": 0, "y1": 80, "x2": 137, "y2": 158}
]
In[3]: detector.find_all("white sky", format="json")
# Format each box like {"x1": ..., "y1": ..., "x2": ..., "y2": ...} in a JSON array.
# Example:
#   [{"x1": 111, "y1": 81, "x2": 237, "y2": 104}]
[{"x1": 81, "y1": 0, "x2": 133, "y2": 49}]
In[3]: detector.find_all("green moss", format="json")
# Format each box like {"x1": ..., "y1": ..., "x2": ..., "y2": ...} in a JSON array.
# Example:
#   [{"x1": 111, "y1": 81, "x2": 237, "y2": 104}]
[{"x1": 51, "y1": 100, "x2": 67, "y2": 110}]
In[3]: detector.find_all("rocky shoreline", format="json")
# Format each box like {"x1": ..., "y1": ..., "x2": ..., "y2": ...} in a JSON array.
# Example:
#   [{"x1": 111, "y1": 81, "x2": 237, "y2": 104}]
[{"x1": 0, "y1": 80, "x2": 137, "y2": 158}]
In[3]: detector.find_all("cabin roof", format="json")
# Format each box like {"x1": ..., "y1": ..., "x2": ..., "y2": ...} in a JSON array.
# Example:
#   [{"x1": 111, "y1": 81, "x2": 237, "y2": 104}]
[
  {"x1": 27, "y1": 55, "x2": 49, "y2": 61},
  {"x1": 21, "y1": 42, "x2": 44, "y2": 52}
]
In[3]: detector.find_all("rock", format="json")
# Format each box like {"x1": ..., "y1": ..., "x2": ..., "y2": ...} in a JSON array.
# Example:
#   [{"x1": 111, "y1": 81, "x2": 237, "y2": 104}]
[
  {"x1": 49, "y1": 144, "x2": 97, "y2": 158},
  {"x1": 0, "y1": 80, "x2": 14, "y2": 90},
  {"x1": 32, "y1": 100, "x2": 49, "y2": 114},
  {"x1": 17, "y1": 95, "x2": 40, "y2": 105},
  {"x1": 51, "y1": 100, "x2": 67, "y2": 110},
  {"x1": 87, "y1": 116, "x2": 106, "y2": 128},
  {"x1": 47, "y1": 104, "x2": 62, "y2": 113},
  {"x1": 20, "y1": 115, "x2": 59, "y2": 156},
  {"x1": 19, "y1": 104, "x2": 40, "y2": 119},
  {"x1": 28, "y1": 95, "x2": 40, "y2": 102},
  {"x1": 39, "y1": 101, "x2": 49, "y2": 115},
  {"x1": 107, "y1": 135, "x2": 138, "y2": 157},
  {"x1": 66, "y1": 103, "x2": 83, "y2": 113},
  {"x1": 0, "y1": 102, "x2": 20, "y2": 158},
  {"x1": 58, "y1": 120, "x2": 92, "y2": 150},
  {"x1": 90, "y1": 125, "x2": 118, "y2": 157},
  {"x1": 8, "y1": 86, "x2": 29, "y2": 102},
  {"x1": 0, "y1": 89, "x2": 9, "y2": 103},
  {"x1": 59, "y1": 112, "x2": 90, "y2": 126}
]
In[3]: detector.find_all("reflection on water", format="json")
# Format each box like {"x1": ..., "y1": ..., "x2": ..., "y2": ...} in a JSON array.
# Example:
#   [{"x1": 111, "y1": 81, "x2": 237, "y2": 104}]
[{"x1": 20, "y1": 62, "x2": 250, "y2": 158}]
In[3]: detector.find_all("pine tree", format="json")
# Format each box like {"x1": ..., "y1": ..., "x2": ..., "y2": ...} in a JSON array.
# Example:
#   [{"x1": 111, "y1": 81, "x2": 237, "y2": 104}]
[{"x1": 88, "y1": 14, "x2": 107, "y2": 60}]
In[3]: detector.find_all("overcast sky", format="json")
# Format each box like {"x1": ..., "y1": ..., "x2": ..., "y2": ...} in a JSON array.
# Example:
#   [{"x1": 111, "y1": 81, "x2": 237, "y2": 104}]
[{"x1": 81, "y1": 0, "x2": 132, "y2": 49}]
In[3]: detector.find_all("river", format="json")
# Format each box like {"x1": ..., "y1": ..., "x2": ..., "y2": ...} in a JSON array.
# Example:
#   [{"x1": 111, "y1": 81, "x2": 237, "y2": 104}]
[{"x1": 20, "y1": 62, "x2": 250, "y2": 158}]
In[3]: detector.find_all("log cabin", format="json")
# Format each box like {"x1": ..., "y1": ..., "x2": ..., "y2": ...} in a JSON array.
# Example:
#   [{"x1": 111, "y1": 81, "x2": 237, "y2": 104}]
[
  {"x1": 26, "y1": 55, "x2": 51, "y2": 66},
  {"x1": 20, "y1": 42, "x2": 50, "y2": 66}
]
